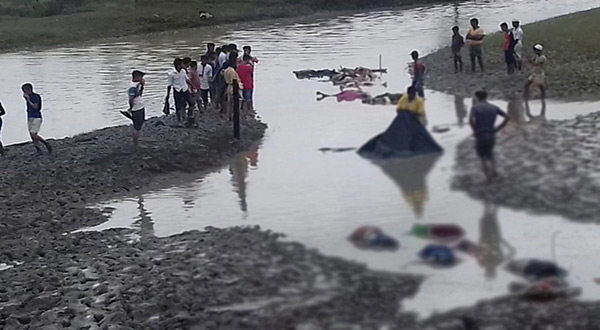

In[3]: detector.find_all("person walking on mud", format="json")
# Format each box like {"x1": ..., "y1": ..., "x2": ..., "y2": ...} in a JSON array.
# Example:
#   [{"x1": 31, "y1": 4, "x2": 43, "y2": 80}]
[
  {"x1": 469, "y1": 91, "x2": 509, "y2": 181},
  {"x1": 410, "y1": 50, "x2": 426, "y2": 98},
  {"x1": 22, "y1": 83, "x2": 52, "y2": 155},
  {"x1": 500, "y1": 22, "x2": 516, "y2": 74},
  {"x1": 0, "y1": 101, "x2": 5, "y2": 157},
  {"x1": 127, "y1": 70, "x2": 146, "y2": 146},
  {"x1": 466, "y1": 18, "x2": 485, "y2": 73},
  {"x1": 512, "y1": 19, "x2": 524, "y2": 70},
  {"x1": 166, "y1": 58, "x2": 193, "y2": 127},
  {"x1": 451, "y1": 26, "x2": 465, "y2": 73},
  {"x1": 524, "y1": 44, "x2": 547, "y2": 102}
]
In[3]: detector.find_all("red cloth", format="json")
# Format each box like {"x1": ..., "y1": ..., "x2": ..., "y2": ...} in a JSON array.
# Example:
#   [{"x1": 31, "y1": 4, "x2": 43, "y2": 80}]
[
  {"x1": 188, "y1": 68, "x2": 201, "y2": 93},
  {"x1": 237, "y1": 63, "x2": 254, "y2": 90},
  {"x1": 504, "y1": 32, "x2": 511, "y2": 51}
]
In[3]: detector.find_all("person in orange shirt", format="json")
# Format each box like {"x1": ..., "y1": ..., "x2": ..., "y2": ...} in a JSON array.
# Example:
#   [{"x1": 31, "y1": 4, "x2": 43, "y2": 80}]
[{"x1": 466, "y1": 18, "x2": 485, "y2": 73}]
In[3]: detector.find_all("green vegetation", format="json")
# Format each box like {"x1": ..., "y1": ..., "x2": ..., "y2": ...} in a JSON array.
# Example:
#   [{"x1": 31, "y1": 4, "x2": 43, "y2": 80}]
[
  {"x1": 483, "y1": 7, "x2": 600, "y2": 96},
  {"x1": 0, "y1": 0, "x2": 451, "y2": 51}
]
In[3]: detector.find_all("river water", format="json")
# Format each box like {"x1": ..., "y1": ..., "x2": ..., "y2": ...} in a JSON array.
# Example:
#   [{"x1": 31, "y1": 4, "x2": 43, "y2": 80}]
[{"x1": 4, "y1": 0, "x2": 600, "y2": 317}]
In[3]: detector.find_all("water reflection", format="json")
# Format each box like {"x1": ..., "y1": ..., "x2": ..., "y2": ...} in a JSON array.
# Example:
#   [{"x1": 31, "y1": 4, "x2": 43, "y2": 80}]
[
  {"x1": 525, "y1": 98, "x2": 547, "y2": 122},
  {"x1": 454, "y1": 95, "x2": 467, "y2": 127},
  {"x1": 229, "y1": 144, "x2": 260, "y2": 216},
  {"x1": 477, "y1": 202, "x2": 515, "y2": 279},
  {"x1": 507, "y1": 95, "x2": 527, "y2": 124},
  {"x1": 378, "y1": 154, "x2": 440, "y2": 219},
  {"x1": 133, "y1": 196, "x2": 155, "y2": 243}
]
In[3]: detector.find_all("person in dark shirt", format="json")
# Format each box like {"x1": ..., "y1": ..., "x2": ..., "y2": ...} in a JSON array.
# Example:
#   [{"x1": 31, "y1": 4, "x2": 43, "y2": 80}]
[
  {"x1": 500, "y1": 22, "x2": 516, "y2": 74},
  {"x1": 0, "y1": 101, "x2": 5, "y2": 157},
  {"x1": 469, "y1": 90, "x2": 509, "y2": 181},
  {"x1": 410, "y1": 50, "x2": 425, "y2": 98},
  {"x1": 451, "y1": 26, "x2": 465, "y2": 73},
  {"x1": 22, "y1": 83, "x2": 52, "y2": 154}
]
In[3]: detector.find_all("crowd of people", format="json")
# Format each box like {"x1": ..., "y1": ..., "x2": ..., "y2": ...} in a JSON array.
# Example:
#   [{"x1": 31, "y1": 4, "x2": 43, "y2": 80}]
[
  {"x1": 0, "y1": 43, "x2": 259, "y2": 156},
  {"x1": 123, "y1": 43, "x2": 259, "y2": 144},
  {"x1": 398, "y1": 17, "x2": 548, "y2": 181}
]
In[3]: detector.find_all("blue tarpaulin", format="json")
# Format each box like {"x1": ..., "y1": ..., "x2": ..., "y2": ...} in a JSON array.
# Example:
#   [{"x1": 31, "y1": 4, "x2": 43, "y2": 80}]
[{"x1": 358, "y1": 111, "x2": 443, "y2": 159}]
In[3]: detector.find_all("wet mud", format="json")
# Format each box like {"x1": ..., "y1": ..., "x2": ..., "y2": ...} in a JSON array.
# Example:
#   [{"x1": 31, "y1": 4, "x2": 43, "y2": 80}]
[{"x1": 452, "y1": 110, "x2": 600, "y2": 222}]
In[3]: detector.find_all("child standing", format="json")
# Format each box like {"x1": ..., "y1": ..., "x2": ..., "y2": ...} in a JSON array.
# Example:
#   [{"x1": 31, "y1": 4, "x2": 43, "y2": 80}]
[
  {"x1": 200, "y1": 55, "x2": 213, "y2": 109},
  {"x1": 237, "y1": 54, "x2": 255, "y2": 111},
  {"x1": 451, "y1": 26, "x2": 465, "y2": 73}
]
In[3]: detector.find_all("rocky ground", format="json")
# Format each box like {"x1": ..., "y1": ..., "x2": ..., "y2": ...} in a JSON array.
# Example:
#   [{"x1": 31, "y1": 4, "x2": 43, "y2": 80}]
[
  {"x1": 452, "y1": 110, "x2": 600, "y2": 223},
  {"x1": 421, "y1": 8, "x2": 600, "y2": 102}
]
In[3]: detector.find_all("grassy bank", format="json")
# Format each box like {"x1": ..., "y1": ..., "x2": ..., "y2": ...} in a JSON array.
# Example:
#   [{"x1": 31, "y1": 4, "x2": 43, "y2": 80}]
[
  {"x1": 0, "y1": 0, "x2": 452, "y2": 51},
  {"x1": 422, "y1": 7, "x2": 600, "y2": 101}
]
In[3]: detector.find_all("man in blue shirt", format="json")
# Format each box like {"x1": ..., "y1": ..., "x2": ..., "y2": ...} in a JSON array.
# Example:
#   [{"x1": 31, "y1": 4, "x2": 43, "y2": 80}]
[
  {"x1": 22, "y1": 83, "x2": 52, "y2": 154},
  {"x1": 469, "y1": 90, "x2": 509, "y2": 181}
]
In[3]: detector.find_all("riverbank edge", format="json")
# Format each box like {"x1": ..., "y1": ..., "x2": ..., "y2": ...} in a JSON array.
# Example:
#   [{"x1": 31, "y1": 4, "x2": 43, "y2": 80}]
[
  {"x1": 420, "y1": 7, "x2": 600, "y2": 102},
  {"x1": 0, "y1": 0, "x2": 454, "y2": 53}
]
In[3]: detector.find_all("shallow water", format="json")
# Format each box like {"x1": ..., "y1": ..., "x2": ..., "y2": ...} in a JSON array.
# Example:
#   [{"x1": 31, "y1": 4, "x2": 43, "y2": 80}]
[{"x1": 4, "y1": 0, "x2": 600, "y2": 318}]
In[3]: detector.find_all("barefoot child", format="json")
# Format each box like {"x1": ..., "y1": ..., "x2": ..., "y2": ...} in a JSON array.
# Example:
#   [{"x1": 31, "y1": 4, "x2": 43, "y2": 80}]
[{"x1": 451, "y1": 26, "x2": 465, "y2": 73}]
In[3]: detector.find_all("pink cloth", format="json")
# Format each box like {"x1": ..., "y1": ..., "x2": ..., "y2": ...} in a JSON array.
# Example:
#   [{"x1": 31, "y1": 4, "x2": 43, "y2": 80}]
[
  {"x1": 188, "y1": 68, "x2": 201, "y2": 93},
  {"x1": 336, "y1": 90, "x2": 368, "y2": 102}
]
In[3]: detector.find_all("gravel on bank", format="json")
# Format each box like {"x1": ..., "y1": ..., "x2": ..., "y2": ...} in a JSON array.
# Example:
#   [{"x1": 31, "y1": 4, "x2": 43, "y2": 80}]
[
  {"x1": 0, "y1": 227, "x2": 422, "y2": 330},
  {"x1": 452, "y1": 110, "x2": 600, "y2": 222},
  {"x1": 421, "y1": 7, "x2": 600, "y2": 101},
  {"x1": 0, "y1": 111, "x2": 266, "y2": 263}
]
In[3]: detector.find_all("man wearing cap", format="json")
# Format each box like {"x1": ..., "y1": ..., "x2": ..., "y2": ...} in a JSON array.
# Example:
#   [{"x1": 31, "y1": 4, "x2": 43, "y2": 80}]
[
  {"x1": 524, "y1": 44, "x2": 547, "y2": 101},
  {"x1": 127, "y1": 70, "x2": 146, "y2": 145},
  {"x1": 512, "y1": 19, "x2": 524, "y2": 70}
]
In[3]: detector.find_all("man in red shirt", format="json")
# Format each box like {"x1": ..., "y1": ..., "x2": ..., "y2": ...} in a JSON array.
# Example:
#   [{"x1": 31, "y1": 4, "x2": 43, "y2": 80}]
[
  {"x1": 500, "y1": 22, "x2": 516, "y2": 74},
  {"x1": 237, "y1": 54, "x2": 255, "y2": 111},
  {"x1": 410, "y1": 50, "x2": 425, "y2": 98}
]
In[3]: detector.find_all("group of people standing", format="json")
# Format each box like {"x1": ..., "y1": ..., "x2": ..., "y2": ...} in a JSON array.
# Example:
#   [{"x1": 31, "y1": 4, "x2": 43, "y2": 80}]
[{"x1": 124, "y1": 43, "x2": 258, "y2": 144}]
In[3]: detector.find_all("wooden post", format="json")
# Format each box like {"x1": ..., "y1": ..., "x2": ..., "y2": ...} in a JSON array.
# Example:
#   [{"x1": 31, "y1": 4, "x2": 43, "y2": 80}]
[{"x1": 233, "y1": 79, "x2": 240, "y2": 139}]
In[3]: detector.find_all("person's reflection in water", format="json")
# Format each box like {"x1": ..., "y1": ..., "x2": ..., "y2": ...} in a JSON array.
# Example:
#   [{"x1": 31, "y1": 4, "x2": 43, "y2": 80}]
[
  {"x1": 229, "y1": 144, "x2": 259, "y2": 216},
  {"x1": 477, "y1": 201, "x2": 516, "y2": 279},
  {"x1": 525, "y1": 97, "x2": 546, "y2": 123},
  {"x1": 507, "y1": 95, "x2": 527, "y2": 124},
  {"x1": 378, "y1": 154, "x2": 440, "y2": 219},
  {"x1": 454, "y1": 95, "x2": 467, "y2": 127},
  {"x1": 134, "y1": 196, "x2": 155, "y2": 244}
]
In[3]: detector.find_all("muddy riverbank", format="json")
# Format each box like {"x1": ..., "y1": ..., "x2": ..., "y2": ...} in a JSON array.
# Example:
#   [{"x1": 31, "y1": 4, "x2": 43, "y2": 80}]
[
  {"x1": 452, "y1": 109, "x2": 600, "y2": 222},
  {"x1": 421, "y1": 7, "x2": 600, "y2": 101}
]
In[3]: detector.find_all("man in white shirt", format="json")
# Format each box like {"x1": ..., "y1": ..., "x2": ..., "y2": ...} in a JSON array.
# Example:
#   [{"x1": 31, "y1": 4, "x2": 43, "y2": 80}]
[
  {"x1": 166, "y1": 58, "x2": 192, "y2": 126},
  {"x1": 218, "y1": 45, "x2": 230, "y2": 68},
  {"x1": 199, "y1": 55, "x2": 213, "y2": 108},
  {"x1": 128, "y1": 70, "x2": 146, "y2": 145},
  {"x1": 512, "y1": 19, "x2": 524, "y2": 70}
]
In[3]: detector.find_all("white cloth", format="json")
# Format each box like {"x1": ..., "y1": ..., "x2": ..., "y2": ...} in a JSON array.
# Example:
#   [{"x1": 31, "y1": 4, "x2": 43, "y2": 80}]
[
  {"x1": 218, "y1": 52, "x2": 228, "y2": 67},
  {"x1": 513, "y1": 27, "x2": 524, "y2": 44},
  {"x1": 167, "y1": 68, "x2": 189, "y2": 92},
  {"x1": 28, "y1": 118, "x2": 42, "y2": 134},
  {"x1": 128, "y1": 82, "x2": 145, "y2": 111},
  {"x1": 200, "y1": 64, "x2": 213, "y2": 90}
]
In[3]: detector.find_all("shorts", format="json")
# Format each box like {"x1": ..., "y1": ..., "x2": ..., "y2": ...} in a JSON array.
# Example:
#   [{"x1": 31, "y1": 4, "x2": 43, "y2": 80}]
[
  {"x1": 514, "y1": 43, "x2": 523, "y2": 60},
  {"x1": 28, "y1": 118, "x2": 42, "y2": 134},
  {"x1": 243, "y1": 89, "x2": 253, "y2": 101},
  {"x1": 469, "y1": 45, "x2": 482, "y2": 58},
  {"x1": 528, "y1": 73, "x2": 546, "y2": 87},
  {"x1": 504, "y1": 50, "x2": 516, "y2": 65},
  {"x1": 475, "y1": 133, "x2": 495, "y2": 159},
  {"x1": 132, "y1": 108, "x2": 145, "y2": 131}
]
